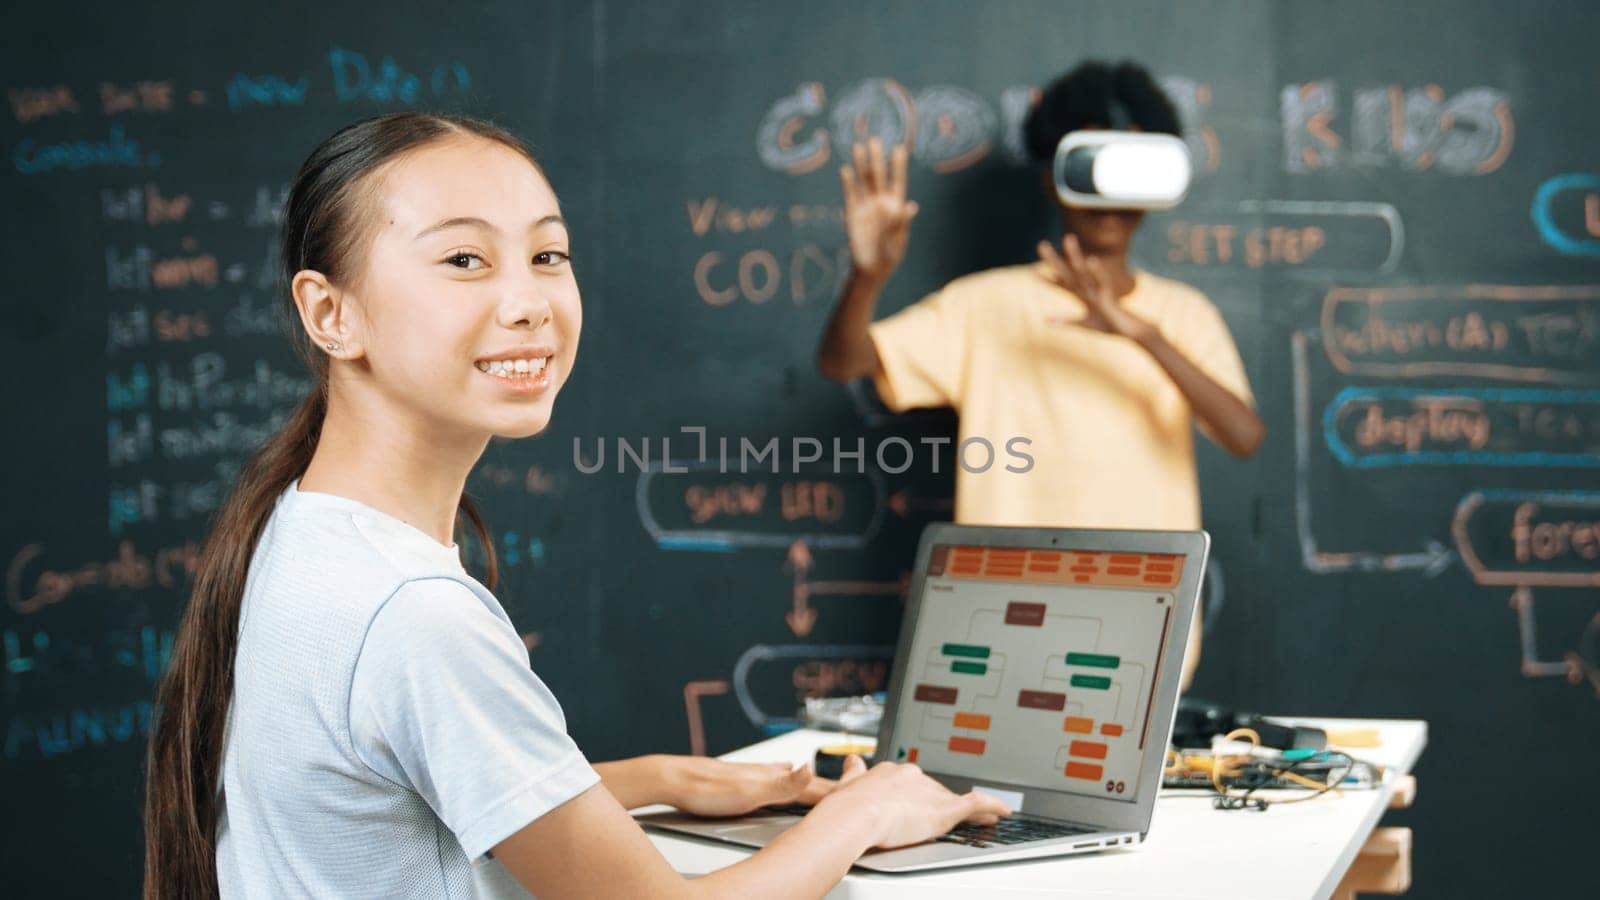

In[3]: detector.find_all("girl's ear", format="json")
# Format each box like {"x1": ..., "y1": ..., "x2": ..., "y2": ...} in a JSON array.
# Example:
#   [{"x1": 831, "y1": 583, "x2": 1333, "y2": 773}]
[{"x1": 291, "y1": 269, "x2": 366, "y2": 360}]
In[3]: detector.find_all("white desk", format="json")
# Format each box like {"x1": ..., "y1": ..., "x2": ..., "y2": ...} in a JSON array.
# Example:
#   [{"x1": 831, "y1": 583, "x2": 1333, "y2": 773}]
[{"x1": 641, "y1": 717, "x2": 1426, "y2": 900}]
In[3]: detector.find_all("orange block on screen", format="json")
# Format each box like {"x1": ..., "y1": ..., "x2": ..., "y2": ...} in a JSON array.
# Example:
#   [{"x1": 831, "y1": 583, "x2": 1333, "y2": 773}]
[
  {"x1": 952, "y1": 712, "x2": 992, "y2": 730},
  {"x1": 948, "y1": 736, "x2": 986, "y2": 755},
  {"x1": 1069, "y1": 740, "x2": 1108, "y2": 760},
  {"x1": 1064, "y1": 761, "x2": 1103, "y2": 781}
]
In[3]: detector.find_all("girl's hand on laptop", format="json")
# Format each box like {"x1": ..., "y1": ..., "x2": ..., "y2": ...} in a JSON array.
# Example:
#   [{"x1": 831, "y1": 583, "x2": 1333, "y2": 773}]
[
  {"x1": 818, "y1": 754, "x2": 1013, "y2": 849},
  {"x1": 661, "y1": 756, "x2": 837, "y2": 817}
]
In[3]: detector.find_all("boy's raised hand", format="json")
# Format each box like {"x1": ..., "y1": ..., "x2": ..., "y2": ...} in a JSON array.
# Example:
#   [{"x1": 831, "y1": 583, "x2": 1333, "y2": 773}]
[{"x1": 841, "y1": 137, "x2": 919, "y2": 280}]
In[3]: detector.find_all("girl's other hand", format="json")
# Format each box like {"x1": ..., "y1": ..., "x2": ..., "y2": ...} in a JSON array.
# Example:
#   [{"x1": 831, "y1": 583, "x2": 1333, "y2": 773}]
[
  {"x1": 662, "y1": 756, "x2": 836, "y2": 818},
  {"x1": 813, "y1": 754, "x2": 1013, "y2": 849}
]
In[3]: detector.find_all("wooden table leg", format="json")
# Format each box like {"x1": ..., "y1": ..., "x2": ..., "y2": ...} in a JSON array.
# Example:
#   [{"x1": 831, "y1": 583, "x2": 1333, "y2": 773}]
[
  {"x1": 1331, "y1": 773, "x2": 1417, "y2": 898},
  {"x1": 1332, "y1": 827, "x2": 1412, "y2": 898}
]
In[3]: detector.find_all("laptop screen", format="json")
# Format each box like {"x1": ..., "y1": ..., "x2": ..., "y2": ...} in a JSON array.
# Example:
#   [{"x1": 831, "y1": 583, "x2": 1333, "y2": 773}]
[{"x1": 886, "y1": 543, "x2": 1185, "y2": 805}]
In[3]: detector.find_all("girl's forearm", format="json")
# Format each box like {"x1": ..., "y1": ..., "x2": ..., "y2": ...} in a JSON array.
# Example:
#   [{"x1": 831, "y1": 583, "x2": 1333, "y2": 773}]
[
  {"x1": 691, "y1": 794, "x2": 880, "y2": 900},
  {"x1": 593, "y1": 755, "x2": 674, "y2": 811}
]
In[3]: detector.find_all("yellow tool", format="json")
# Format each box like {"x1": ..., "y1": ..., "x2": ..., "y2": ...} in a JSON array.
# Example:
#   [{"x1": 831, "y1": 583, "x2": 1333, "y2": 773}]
[{"x1": 814, "y1": 743, "x2": 877, "y2": 778}]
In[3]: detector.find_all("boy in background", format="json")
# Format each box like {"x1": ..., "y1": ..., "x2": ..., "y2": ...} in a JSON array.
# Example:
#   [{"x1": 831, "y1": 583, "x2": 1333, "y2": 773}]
[{"x1": 816, "y1": 61, "x2": 1263, "y2": 690}]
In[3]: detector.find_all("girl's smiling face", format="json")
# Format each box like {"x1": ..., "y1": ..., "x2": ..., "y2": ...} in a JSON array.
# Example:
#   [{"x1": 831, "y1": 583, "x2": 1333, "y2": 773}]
[{"x1": 347, "y1": 136, "x2": 581, "y2": 441}]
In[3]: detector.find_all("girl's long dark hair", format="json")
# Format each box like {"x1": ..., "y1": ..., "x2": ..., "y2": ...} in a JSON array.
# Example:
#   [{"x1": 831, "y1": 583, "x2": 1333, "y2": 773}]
[{"x1": 143, "y1": 112, "x2": 540, "y2": 899}]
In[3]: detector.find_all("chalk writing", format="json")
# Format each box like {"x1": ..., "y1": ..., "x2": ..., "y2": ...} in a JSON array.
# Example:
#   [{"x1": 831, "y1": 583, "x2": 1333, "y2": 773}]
[
  {"x1": 1157, "y1": 200, "x2": 1405, "y2": 273},
  {"x1": 1325, "y1": 388, "x2": 1600, "y2": 468},
  {"x1": 13, "y1": 124, "x2": 157, "y2": 174},
  {"x1": 7, "y1": 85, "x2": 79, "y2": 124},
  {"x1": 692, "y1": 244, "x2": 850, "y2": 307},
  {"x1": 104, "y1": 241, "x2": 223, "y2": 291},
  {"x1": 687, "y1": 197, "x2": 780, "y2": 237},
  {"x1": 99, "y1": 80, "x2": 174, "y2": 115},
  {"x1": 1453, "y1": 491, "x2": 1600, "y2": 587},
  {"x1": 1283, "y1": 81, "x2": 1513, "y2": 174},
  {"x1": 328, "y1": 47, "x2": 470, "y2": 105},
  {"x1": 1167, "y1": 222, "x2": 1326, "y2": 267},
  {"x1": 757, "y1": 82, "x2": 830, "y2": 174},
  {"x1": 911, "y1": 85, "x2": 995, "y2": 175},
  {"x1": 109, "y1": 407, "x2": 295, "y2": 468},
  {"x1": 685, "y1": 483, "x2": 767, "y2": 524},
  {"x1": 1159, "y1": 77, "x2": 1221, "y2": 175},
  {"x1": 5, "y1": 701, "x2": 154, "y2": 760},
  {"x1": 639, "y1": 463, "x2": 885, "y2": 551},
  {"x1": 226, "y1": 72, "x2": 309, "y2": 111},
  {"x1": 106, "y1": 354, "x2": 310, "y2": 413},
  {"x1": 757, "y1": 74, "x2": 1222, "y2": 176},
  {"x1": 4, "y1": 625, "x2": 174, "y2": 683},
  {"x1": 731, "y1": 644, "x2": 895, "y2": 732},
  {"x1": 472, "y1": 462, "x2": 559, "y2": 496},
  {"x1": 793, "y1": 658, "x2": 889, "y2": 697},
  {"x1": 1322, "y1": 285, "x2": 1600, "y2": 384},
  {"x1": 7, "y1": 540, "x2": 200, "y2": 614}
]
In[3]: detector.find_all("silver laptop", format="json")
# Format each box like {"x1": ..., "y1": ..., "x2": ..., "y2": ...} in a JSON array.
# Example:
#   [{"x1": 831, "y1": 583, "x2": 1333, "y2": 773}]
[{"x1": 641, "y1": 523, "x2": 1207, "y2": 872}]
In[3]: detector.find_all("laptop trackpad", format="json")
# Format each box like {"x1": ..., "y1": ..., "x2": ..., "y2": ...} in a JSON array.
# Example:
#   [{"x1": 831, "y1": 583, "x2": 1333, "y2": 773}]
[{"x1": 711, "y1": 822, "x2": 793, "y2": 843}]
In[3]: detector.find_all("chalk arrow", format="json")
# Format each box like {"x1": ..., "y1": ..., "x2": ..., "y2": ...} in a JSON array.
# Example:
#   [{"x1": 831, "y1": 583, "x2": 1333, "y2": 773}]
[
  {"x1": 682, "y1": 679, "x2": 730, "y2": 756},
  {"x1": 786, "y1": 540, "x2": 814, "y2": 574},
  {"x1": 1292, "y1": 330, "x2": 1456, "y2": 576},
  {"x1": 785, "y1": 605, "x2": 819, "y2": 638},
  {"x1": 786, "y1": 540, "x2": 817, "y2": 637},
  {"x1": 888, "y1": 489, "x2": 954, "y2": 518}
]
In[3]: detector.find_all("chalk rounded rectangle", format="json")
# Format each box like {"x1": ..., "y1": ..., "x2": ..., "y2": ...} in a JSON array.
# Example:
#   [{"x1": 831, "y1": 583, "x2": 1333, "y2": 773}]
[
  {"x1": 637, "y1": 461, "x2": 886, "y2": 551},
  {"x1": 1451, "y1": 490, "x2": 1600, "y2": 587},
  {"x1": 1532, "y1": 173, "x2": 1600, "y2": 258},
  {"x1": 732, "y1": 643, "x2": 895, "y2": 729},
  {"x1": 1163, "y1": 200, "x2": 1404, "y2": 274},
  {"x1": 1323, "y1": 386, "x2": 1600, "y2": 469},
  {"x1": 1321, "y1": 284, "x2": 1600, "y2": 384}
]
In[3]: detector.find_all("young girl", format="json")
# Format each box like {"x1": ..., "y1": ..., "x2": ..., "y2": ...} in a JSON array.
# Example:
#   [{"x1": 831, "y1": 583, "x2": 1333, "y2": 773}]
[{"x1": 142, "y1": 112, "x2": 1008, "y2": 899}]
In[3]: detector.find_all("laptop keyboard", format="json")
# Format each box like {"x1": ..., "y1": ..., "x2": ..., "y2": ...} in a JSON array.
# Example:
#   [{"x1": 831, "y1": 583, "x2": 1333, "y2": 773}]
[
  {"x1": 760, "y1": 803, "x2": 821, "y2": 817},
  {"x1": 759, "y1": 805, "x2": 1090, "y2": 849},
  {"x1": 937, "y1": 814, "x2": 1090, "y2": 848}
]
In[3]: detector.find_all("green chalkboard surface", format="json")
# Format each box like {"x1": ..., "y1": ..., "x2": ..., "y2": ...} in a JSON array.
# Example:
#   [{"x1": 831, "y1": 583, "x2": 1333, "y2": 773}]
[{"x1": 3, "y1": 1, "x2": 1596, "y2": 895}]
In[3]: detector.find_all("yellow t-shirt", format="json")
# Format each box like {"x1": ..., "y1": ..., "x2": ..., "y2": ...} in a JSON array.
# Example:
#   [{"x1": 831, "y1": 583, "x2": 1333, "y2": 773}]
[{"x1": 868, "y1": 263, "x2": 1253, "y2": 530}]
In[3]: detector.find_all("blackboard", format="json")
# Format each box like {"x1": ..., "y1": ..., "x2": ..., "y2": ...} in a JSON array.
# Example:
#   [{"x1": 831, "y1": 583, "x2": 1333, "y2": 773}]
[{"x1": 3, "y1": 1, "x2": 1596, "y2": 896}]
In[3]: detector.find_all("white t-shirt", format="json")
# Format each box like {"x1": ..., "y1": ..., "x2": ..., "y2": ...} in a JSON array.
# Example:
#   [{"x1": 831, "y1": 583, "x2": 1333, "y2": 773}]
[{"x1": 216, "y1": 481, "x2": 598, "y2": 898}]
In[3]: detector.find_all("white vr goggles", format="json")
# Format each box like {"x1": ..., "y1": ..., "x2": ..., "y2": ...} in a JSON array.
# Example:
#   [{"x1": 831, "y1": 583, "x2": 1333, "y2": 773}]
[{"x1": 1052, "y1": 130, "x2": 1192, "y2": 210}]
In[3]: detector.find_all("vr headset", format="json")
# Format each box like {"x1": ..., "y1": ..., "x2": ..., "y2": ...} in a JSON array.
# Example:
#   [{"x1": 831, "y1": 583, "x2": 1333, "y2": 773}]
[{"x1": 1053, "y1": 130, "x2": 1192, "y2": 210}]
